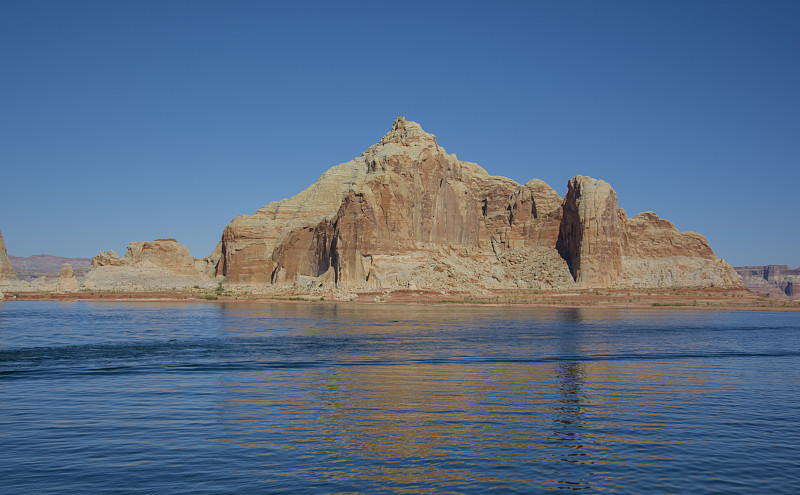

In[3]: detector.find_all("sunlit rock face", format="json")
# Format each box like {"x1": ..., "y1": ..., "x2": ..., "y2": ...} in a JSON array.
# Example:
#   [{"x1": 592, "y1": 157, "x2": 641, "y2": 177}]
[
  {"x1": 0, "y1": 229, "x2": 17, "y2": 281},
  {"x1": 215, "y1": 117, "x2": 740, "y2": 291},
  {"x1": 557, "y1": 176, "x2": 623, "y2": 287},
  {"x1": 86, "y1": 238, "x2": 220, "y2": 290}
]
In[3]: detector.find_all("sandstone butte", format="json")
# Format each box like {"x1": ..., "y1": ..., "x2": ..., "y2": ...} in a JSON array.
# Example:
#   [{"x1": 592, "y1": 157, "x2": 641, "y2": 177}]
[{"x1": 85, "y1": 117, "x2": 741, "y2": 293}]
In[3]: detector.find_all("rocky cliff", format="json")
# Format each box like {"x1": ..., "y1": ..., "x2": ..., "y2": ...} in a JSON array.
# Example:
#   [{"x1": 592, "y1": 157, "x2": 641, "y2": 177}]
[
  {"x1": 735, "y1": 265, "x2": 800, "y2": 298},
  {"x1": 213, "y1": 117, "x2": 740, "y2": 291},
  {"x1": 0, "y1": 229, "x2": 17, "y2": 281}
]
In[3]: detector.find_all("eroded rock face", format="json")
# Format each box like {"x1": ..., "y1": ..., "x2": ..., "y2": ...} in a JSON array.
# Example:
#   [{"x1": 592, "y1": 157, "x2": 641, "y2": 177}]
[
  {"x1": 0, "y1": 229, "x2": 17, "y2": 281},
  {"x1": 123, "y1": 239, "x2": 199, "y2": 276},
  {"x1": 56, "y1": 263, "x2": 80, "y2": 293},
  {"x1": 215, "y1": 117, "x2": 738, "y2": 291},
  {"x1": 615, "y1": 211, "x2": 740, "y2": 288},
  {"x1": 556, "y1": 176, "x2": 622, "y2": 287},
  {"x1": 91, "y1": 250, "x2": 121, "y2": 268},
  {"x1": 86, "y1": 239, "x2": 218, "y2": 290},
  {"x1": 262, "y1": 118, "x2": 571, "y2": 289},
  {"x1": 218, "y1": 159, "x2": 369, "y2": 283}
]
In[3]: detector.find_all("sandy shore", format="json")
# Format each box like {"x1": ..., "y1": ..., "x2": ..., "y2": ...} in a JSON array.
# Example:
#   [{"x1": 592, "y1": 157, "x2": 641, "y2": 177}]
[{"x1": 3, "y1": 287, "x2": 799, "y2": 312}]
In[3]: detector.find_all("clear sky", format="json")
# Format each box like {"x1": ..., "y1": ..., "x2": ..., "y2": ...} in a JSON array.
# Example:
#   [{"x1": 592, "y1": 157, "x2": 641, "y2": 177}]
[{"x1": 1, "y1": 1, "x2": 798, "y2": 267}]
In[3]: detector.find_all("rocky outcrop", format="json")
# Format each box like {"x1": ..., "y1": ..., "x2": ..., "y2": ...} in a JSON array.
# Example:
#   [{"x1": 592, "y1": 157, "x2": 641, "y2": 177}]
[
  {"x1": 214, "y1": 117, "x2": 739, "y2": 291},
  {"x1": 91, "y1": 250, "x2": 121, "y2": 268},
  {"x1": 0, "y1": 229, "x2": 17, "y2": 281},
  {"x1": 556, "y1": 176, "x2": 622, "y2": 287},
  {"x1": 551, "y1": 177, "x2": 739, "y2": 288},
  {"x1": 86, "y1": 239, "x2": 218, "y2": 290},
  {"x1": 735, "y1": 265, "x2": 800, "y2": 298},
  {"x1": 56, "y1": 263, "x2": 80, "y2": 293},
  {"x1": 616, "y1": 211, "x2": 740, "y2": 288}
]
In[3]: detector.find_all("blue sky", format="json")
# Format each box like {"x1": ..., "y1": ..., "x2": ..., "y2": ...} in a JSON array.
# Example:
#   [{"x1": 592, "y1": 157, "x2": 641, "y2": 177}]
[{"x1": 1, "y1": 1, "x2": 798, "y2": 267}]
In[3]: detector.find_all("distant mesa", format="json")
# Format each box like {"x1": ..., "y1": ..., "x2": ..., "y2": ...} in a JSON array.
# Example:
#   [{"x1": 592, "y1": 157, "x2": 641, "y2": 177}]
[
  {"x1": 86, "y1": 117, "x2": 741, "y2": 293},
  {"x1": 8, "y1": 253, "x2": 92, "y2": 282},
  {"x1": 735, "y1": 265, "x2": 800, "y2": 299}
]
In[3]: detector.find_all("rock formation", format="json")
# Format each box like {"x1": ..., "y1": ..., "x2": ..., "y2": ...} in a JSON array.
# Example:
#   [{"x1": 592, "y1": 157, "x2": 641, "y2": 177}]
[
  {"x1": 85, "y1": 118, "x2": 740, "y2": 292},
  {"x1": 56, "y1": 263, "x2": 80, "y2": 293},
  {"x1": 557, "y1": 176, "x2": 622, "y2": 287},
  {"x1": 86, "y1": 238, "x2": 219, "y2": 290},
  {"x1": 0, "y1": 229, "x2": 17, "y2": 281},
  {"x1": 735, "y1": 265, "x2": 800, "y2": 299},
  {"x1": 211, "y1": 117, "x2": 740, "y2": 291}
]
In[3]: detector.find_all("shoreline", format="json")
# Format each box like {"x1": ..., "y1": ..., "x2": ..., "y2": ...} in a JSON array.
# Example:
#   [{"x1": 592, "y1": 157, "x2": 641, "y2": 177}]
[{"x1": 3, "y1": 287, "x2": 799, "y2": 312}]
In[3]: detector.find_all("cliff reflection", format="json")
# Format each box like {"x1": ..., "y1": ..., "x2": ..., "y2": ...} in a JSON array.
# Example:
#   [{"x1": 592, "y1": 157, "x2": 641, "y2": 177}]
[
  {"x1": 214, "y1": 356, "x2": 675, "y2": 490},
  {"x1": 210, "y1": 303, "x2": 702, "y2": 491}
]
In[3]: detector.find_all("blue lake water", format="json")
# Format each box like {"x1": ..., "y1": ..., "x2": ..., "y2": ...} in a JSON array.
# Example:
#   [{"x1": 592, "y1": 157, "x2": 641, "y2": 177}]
[{"x1": 1, "y1": 300, "x2": 799, "y2": 494}]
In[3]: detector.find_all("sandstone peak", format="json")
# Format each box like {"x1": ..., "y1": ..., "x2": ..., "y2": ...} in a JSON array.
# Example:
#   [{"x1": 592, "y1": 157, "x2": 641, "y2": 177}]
[{"x1": 376, "y1": 116, "x2": 438, "y2": 149}]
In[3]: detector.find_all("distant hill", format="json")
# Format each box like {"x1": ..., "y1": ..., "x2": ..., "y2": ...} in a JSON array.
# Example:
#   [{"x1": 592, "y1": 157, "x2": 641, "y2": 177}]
[{"x1": 8, "y1": 254, "x2": 92, "y2": 281}]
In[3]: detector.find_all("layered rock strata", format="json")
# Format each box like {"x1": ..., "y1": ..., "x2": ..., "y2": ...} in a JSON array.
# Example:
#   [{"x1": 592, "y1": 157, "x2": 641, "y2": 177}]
[
  {"x1": 0, "y1": 229, "x2": 17, "y2": 281},
  {"x1": 213, "y1": 117, "x2": 739, "y2": 291},
  {"x1": 735, "y1": 265, "x2": 800, "y2": 298}
]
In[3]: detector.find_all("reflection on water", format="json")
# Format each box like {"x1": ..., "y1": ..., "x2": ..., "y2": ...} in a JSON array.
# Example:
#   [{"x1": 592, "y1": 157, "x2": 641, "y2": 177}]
[
  {"x1": 1, "y1": 301, "x2": 799, "y2": 493},
  {"x1": 213, "y1": 355, "x2": 706, "y2": 491}
]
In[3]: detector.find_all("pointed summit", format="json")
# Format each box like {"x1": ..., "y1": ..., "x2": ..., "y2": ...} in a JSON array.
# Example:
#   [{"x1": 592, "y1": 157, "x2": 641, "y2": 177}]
[{"x1": 377, "y1": 116, "x2": 438, "y2": 148}]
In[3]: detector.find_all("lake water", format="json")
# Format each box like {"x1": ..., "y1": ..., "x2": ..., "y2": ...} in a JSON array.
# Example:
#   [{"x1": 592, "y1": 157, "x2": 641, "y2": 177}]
[{"x1": 1, "y1": 301, "x2": 799, "y2": 494}]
